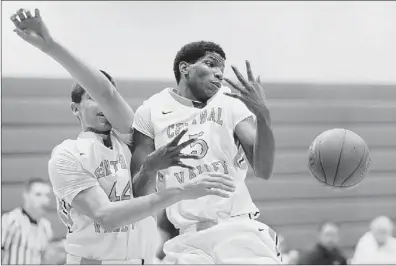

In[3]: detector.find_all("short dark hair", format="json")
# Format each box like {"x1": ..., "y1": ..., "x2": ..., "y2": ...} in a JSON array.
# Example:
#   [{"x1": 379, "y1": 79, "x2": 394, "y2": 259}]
[
  {"x1": 173, "y1": 41, "x2": 226, "y2": 84},
  {"x1": 25, "y1": 177, "x2": 49, "y2": 192},
  {"x1": 71, "y1": 70, "x2": 117, "y2": 103}
]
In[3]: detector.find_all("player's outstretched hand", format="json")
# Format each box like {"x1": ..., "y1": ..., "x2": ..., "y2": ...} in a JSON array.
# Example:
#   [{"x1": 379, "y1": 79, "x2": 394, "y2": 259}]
[
  {"x1": 180, "y1": 172, "x2": 236, "y2": 199},
  {"x1": 10, "y1": 8, "x2": 54, "y2": 52},
  {"x1": 224, "y1": 61, "x2": 271, "y2": 121},
  {"x1": 145, "y1": 129, "x2": 199, "y2": 171}
]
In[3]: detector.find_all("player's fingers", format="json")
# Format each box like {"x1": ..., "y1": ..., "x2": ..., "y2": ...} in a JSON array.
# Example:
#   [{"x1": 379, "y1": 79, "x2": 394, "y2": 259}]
[
  {"x1": 169, "y1": 129, "x2": 188, "y2": 146},
  {"x1": 13, "y1": 28, "x2": 29, "y2": 41},
  {"x1": 204, "y1": 181, "x2": 235, "y2": 192},
  {"x1": 10, "y1": 14, "x2": 20, "y2": 28},
  {"x1": 231, "y1": 65, "x2": 250, "y2": 88},
  {"x1": 206, "y1": 189, "x2": 230, "y2": 198},
  {"x1": 205, "y1": 172, "x2": 234, "y2": 181},
  {"x1": 223, "y1": 92, "x2": 244, "y2": 101},
  {"x1": 204, "y1": 177, "x2": 235, "y2": 190},
  {"x1": 223, "y1": 78, "x2": 248, "y2": 94},
  {"x1": 175, "y1": 138, "x2": 197, "y2": 151},
  {"x1": 34, "y1": 8, "x2": 41, "y2": 19},
  {"x1": 245, "y1": 60, "x2": 255, "y2": 82},
  {"x1": 256, "y1": 75, "x2": 261, "y2": 84},
  {"x1": 16, "y1": 8, "x2": 26, "y2": 21},
  {"x1": 25, "y1": 10, "x2": 33, "y2": 18},
  {"x1": 173, "y1": 161, "x2": 194, "y2": 170},
  {"x1": 177, "y1": 153, "x2": 200, "y2": 160}
]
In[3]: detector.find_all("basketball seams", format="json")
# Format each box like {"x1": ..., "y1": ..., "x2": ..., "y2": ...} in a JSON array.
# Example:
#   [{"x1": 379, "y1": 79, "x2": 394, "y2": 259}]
[
  {"x1": 340, "y1": 143, "x2": 367, "y2": 187},
  {"x1": 309, "y1": 168, "x2": 327, "y2": 185},
  {"x1": 309, "y1": 129, "x2": 369, "y2": 188},
  {"x1": 333, "y1": 129, "x2": 347, "y2": 186},
  {"x1": 317, "y1": 140, "x2": 328, "y2": 184}
]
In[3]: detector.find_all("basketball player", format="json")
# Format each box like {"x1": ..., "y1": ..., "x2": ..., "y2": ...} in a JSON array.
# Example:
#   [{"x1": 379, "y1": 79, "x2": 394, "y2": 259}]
[
  {"x1": 131, "y1": 42, "x2": 281, "y2": 263},
  {"x1": 11, "y1": 8, "x2": 235, "y2": 264}
]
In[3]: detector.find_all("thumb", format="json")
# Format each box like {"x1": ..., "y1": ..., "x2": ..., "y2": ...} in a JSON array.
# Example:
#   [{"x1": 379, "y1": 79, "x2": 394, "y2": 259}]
[{"x1": 13, "y1": 28, "x2": 30, "y2": 40}]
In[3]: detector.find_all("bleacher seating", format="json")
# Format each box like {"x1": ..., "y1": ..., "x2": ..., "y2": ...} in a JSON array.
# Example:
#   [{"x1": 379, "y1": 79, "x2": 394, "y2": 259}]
[{"x1": 2, "y1": 77, "x2": 396, "y2": 257}]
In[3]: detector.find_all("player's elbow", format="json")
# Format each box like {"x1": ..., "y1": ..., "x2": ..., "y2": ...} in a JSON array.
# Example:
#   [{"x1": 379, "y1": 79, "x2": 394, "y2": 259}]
[
  {"x1": 255, "y1": 169, "x2": 273, "y2": 180},
  {"x1": 254, "y1": 146, "x2": 275, "y2": 180},
  {"x1": 254, "y1": 163, "x2": 274, "y2": 180}
]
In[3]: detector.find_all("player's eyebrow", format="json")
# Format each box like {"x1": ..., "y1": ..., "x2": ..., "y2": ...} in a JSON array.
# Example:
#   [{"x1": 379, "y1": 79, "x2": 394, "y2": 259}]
[{"x1": 205, "y1": 52, "x2": 225, "y2": 66}]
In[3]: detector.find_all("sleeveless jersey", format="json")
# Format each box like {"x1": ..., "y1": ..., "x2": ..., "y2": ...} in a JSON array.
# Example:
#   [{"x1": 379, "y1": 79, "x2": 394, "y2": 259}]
[
  {"x1": 132, "y1": 87, "x2": 260, "y2": 230},
  {"x1": 48, "y1": 131, "x2": 157, "y2": 261}
]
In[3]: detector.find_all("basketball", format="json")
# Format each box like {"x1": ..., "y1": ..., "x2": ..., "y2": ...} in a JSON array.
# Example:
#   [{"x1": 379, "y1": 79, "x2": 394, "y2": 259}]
[{"x1": 308, "y1": 128, "x2": 370, "y2": 188}]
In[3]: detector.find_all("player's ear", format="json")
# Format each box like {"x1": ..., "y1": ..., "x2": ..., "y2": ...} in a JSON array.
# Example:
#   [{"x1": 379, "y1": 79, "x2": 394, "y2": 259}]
[
  {"x1": 70, "y1": 102, "x2": 80, "y2": 118},
  {"x1": 179, "y1": 61, "x2": 190, "y2": 76}
]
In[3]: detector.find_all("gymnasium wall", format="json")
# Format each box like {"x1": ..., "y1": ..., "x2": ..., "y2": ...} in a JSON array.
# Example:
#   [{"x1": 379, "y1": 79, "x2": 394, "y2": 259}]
[{"x1": 2, "y1": 77, "x2": 396, "y2": 257}]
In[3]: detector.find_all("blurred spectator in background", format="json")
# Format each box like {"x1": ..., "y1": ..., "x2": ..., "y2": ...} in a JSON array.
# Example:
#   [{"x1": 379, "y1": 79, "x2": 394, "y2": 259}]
[
  {"x1": 283, "y1": 249, "x2": 300, "y2": 264},
  {"x1": 351, "y1": 216, "x2": 396, "y2": 264},
  {"x1": 1, "y1": 178, "x2": 53, "y2": 264},
  {"x1": 276, "y1": 234, "x2": 300, "y2": 264},
  {"x1": 297, "y1": 221, "x2": 347, "y2": 265}
]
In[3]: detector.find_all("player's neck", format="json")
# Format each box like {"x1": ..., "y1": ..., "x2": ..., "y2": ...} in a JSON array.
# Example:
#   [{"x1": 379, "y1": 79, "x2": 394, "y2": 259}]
[
  {"x1": 176, "y1": 82, "x2": 201, "y2": 102},
  {"x1": 83, "y1": 127, "x2": 113, "y2": 148}
]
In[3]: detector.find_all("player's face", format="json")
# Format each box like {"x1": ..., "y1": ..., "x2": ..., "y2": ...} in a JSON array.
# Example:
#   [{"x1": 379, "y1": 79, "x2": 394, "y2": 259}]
[
  {"x1": 76, "y1": 93, "x2": 112, "y2": 132},
  {"x1": 319, "y1": 224, "x2": 340, "y2": 250},
  {"x1": 185, "y1": 52, "x2": 225, "y2": 101},
  {"x1": 24, "y1": 183, "x2": 51, "y2": 216}
]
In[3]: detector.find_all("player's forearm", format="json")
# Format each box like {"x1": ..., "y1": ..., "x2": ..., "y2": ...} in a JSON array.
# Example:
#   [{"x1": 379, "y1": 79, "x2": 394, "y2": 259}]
[
  {"x1": 132, "y1": 164, "x2": 157, "y2": 197},
  {"x1": 253, "y1": 112, "x2": 275, "y2": 180},
  {"x1": 97, "y1": 187, "x2": 183, "y2": 231},
  {"x1": 46, "y1": 41, "x2": 116, "y2": 101},
  {"x1": 45, "y1": 41, "x2": 133, "y2": 133}
]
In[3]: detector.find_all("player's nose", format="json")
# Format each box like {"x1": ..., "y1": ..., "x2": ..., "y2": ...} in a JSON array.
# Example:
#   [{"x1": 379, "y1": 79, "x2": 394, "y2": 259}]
[{"x1": 213, "y1": 69, "x2": 223, "y2": 81}]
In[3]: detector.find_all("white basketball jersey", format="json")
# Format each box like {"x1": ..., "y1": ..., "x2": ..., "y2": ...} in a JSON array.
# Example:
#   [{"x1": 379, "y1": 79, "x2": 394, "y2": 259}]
[
  {"x1": 48, "y1": 131, "x2": 157, "y2": 261},
  {"x1": 133, "y1": 87, "x2": 260, "y2": 230}
]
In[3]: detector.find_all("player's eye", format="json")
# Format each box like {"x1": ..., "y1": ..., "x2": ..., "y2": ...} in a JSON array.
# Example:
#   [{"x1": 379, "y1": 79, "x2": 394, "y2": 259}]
[{"x1": 205, "y1": 61, "x2": 214, "y2": 67}]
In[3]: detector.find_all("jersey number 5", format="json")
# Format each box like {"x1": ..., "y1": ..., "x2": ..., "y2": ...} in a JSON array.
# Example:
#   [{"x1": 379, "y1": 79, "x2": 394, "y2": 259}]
[{"x1": 189, "y1": 131, "x2": 209, "y2": 159}]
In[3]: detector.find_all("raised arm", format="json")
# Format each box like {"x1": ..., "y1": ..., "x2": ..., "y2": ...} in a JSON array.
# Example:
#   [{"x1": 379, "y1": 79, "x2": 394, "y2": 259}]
[
  {"x1": 11, "y1": 8, "x2": 133, "y2": 133},
  {"x1": 129, "y1": 103, "x2": 158, "y2": 197},
  {"x1": 224, "y1": 61, "x2": 275, "y2": 180},
  {"x1": 130, "y1": 130, "x2": 157, "y2": 197},
  {"x1": 48, "y1": 146, "x2": 235, "y2": 232}
]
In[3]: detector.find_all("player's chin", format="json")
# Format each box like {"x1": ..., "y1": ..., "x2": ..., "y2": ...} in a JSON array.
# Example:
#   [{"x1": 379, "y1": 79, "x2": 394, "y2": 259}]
[
  {"x1": 204, "y1": 86, "x2": 219, "y2": 98},
  {"x1": 97, "y1": 122, "x2": 112, "y2": 131}
]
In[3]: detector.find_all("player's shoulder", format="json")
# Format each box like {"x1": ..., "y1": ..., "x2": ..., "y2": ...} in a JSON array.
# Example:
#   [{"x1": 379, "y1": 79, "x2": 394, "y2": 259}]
[
  {"x1": 134, "y1": 88, "x2": 173, "y2": 122},
  {"x1": 51, "y1": 139, "x2": 78, "y2": 157},
  {"x1": 138, "y1": 88, "x2": 171, "y2": 109},
  {"x1": 49, "y1": 138, "x2": 85, "y2": 168}
]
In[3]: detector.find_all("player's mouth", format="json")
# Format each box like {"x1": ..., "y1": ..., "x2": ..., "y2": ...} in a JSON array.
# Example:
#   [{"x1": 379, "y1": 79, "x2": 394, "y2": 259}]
[
  {"x1": 97, "y1": 112, "x2": 109, "y2": 122},
  {"x1": 210, "y1": 81, "x2": 222, "y2": 89}
]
